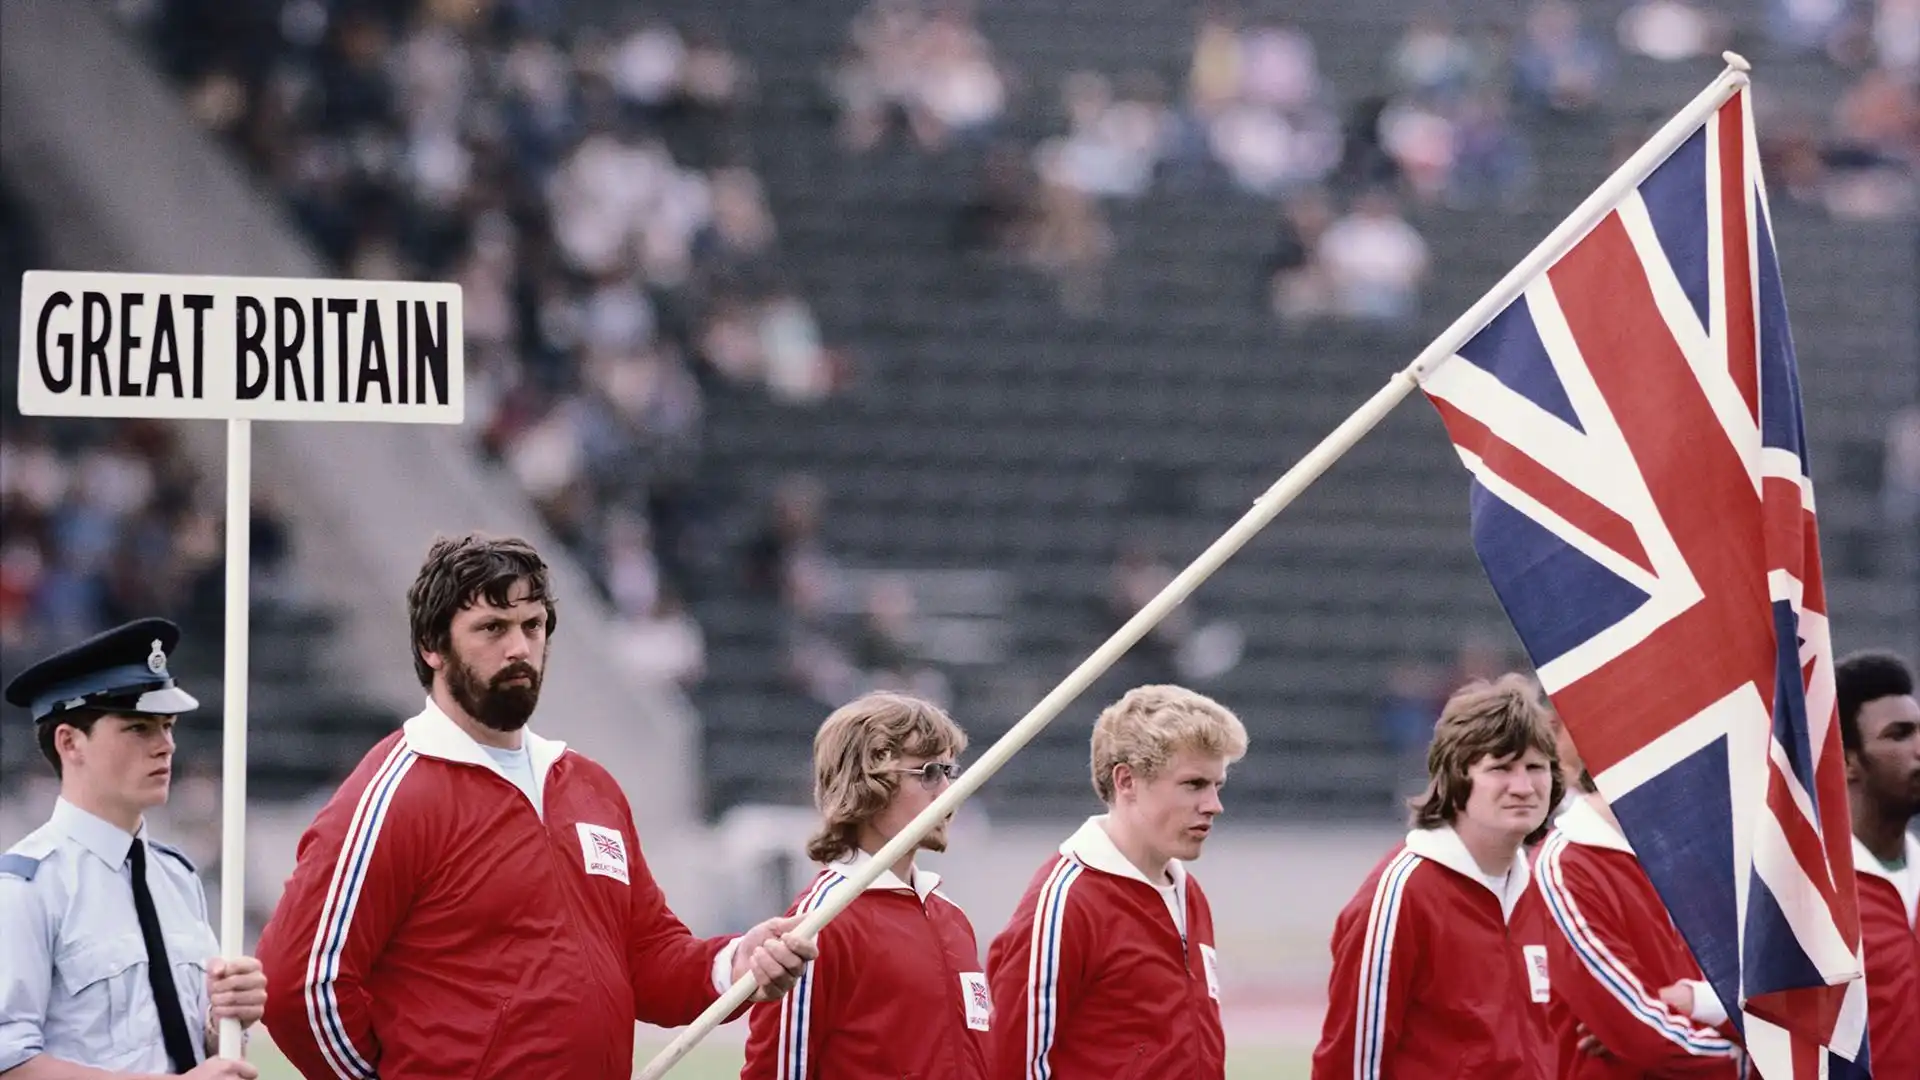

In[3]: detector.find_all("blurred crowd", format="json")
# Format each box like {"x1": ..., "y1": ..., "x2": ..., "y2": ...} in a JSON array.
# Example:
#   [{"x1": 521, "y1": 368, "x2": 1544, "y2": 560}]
[
  {"x1": 114, "y1": 0, "x2": 874, "y2": 690},
  {"x1": 853, "y1": 0, "x2": 1916, "y2": 324},
  {"x1": 26, "y1": 0, "x2": 1903, "y2": 773}
]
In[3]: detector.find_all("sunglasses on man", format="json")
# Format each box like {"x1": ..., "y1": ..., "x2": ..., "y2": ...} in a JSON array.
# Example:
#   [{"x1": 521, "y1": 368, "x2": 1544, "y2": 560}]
[{"x1": 881, "y1": 761, "x2": 962, "y2": 787}]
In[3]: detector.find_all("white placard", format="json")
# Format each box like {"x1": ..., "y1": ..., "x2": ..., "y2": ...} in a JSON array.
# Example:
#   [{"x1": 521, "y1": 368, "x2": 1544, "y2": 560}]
[{"x1": 15, "y1": 270, "x2": 463, "y2": 422}]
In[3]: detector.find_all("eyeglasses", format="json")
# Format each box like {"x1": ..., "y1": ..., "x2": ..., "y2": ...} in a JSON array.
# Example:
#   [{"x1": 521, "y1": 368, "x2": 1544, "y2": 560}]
[{"x1": 881, "y1": 761, "x2": 961, "y2": 787}]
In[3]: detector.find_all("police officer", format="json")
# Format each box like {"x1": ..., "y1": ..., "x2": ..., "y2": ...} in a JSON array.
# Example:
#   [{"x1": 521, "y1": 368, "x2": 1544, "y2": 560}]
[{"x1": 1, "y1": 618, "x2": 265, "y2": 1078}]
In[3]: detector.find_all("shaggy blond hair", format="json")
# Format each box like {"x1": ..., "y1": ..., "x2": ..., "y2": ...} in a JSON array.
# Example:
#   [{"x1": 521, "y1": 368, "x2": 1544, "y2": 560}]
[
  {"x1": 1090, "y1": 685, "x2": 1249, "y2": 803},
  {"x1": 1408, "y1": 673, "x2": 1564, "y2": 844},
  {"x1": 806, "y1": 692, "x2": 968, "y2": 865}
]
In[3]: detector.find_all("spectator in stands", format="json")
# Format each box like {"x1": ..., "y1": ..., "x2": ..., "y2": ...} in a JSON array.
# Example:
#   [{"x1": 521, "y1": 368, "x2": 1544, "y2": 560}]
[
  {"x1": 829, "y1": 0, "x2": 1004, "y2": 154},
  {"x1": 1878, "y1": 0, "x2": 1920, "y2": 82},
  {"x1": 1766, "y1": 0, "x2": 1855, "y2": 61},
  {"x1": 1317, "y1": 191, "x2": 1430, "y2": 324},
  {"x1": 610, "y1": 589, "x2": 708, "y2": 688},
  {"x1": 1187, "y1": 3, "x2": 1243, "y2": 122},
  {"x1": 0, "y1": 421, "x2": 223, "y2": 648},
  {"x1": 1025, "y1": 156, "x2": 1115, "y2": 316},
  {"x1": 1512, "y1": 0, "x2": 1609, "y2": 115},
  {"x1": 854, "y1": 575, "x2": 952, "y2": 708},
  {"x1": 910, "y1": 8, "x2": 1006, "y2": 151},
  {"x1": 1616, "y1": 0, "x2": 1731, "y2": 63},
  {"x1": 746, "y1": 475, "x2": 835, "y2": 606},
  {"x1": 953, "y1": 141, "x2": 1037, "y2": 255},
  {"x1": 1378, "y1": 659, "x2": 1447, "y2": 809},
  {"x1": 1189, "y1": 16, "x2": 1342, "y2": 197},
  {"x1": 1448, "y1": 91, "x2": 1533, "y2": 209},
  {"x1": 1390, "y1": 16, "x2": 1479, "y2": 107},
  {"x1": 1823, "y1": 67, "x2": 1919, "y2": 220},
  {"x1": 1885, "y1": 402, "x2": 1920, "y2": 529},
  {"x1": 1041, "y1": 71, "x2": 1168, "y2": 201},
  {"x1": 1263, "y1": 188, "x2": 1336, "y2": 321}
]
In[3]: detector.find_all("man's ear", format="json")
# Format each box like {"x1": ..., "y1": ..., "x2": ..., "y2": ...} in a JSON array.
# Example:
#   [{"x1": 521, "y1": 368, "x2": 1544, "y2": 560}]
[
  {"x1": 56, "y1": 723, "x2": 87, "y2": 768},
  {"x1": 1110, "y1": 762, "x2": 1136, "y2": 802},
  {"x1": 421, "y1": 646, "x2": 447, "y2": 674},
  {"x1": 1844, "y1": 749, "x2": 1864, "y2": 786}
]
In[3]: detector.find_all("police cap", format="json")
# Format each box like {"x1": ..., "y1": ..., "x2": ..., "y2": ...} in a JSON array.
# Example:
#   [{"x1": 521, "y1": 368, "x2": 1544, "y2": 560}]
[{"x1": 3, "y1": 618, "x2": 201, "y2": 724}]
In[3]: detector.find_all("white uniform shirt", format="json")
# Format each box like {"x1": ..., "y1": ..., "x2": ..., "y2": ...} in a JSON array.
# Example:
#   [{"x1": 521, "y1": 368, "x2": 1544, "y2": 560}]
[{"x1": 0, "y1": 798, "x2": 219, "y2": 1072}]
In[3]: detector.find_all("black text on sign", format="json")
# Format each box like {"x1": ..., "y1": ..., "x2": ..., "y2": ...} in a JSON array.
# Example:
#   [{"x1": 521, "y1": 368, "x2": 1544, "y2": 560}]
[{"x1": 14, "y1": 270, "x2": 464, "y2": 423}]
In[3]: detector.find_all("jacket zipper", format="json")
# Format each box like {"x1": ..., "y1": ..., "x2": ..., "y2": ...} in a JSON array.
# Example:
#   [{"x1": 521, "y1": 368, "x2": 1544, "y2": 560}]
[{"x1": 920, "y1": 895, "x2": 965, "y2": 1078}]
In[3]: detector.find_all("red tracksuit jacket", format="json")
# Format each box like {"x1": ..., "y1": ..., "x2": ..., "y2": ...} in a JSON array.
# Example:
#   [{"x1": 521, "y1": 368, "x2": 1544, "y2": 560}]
[
  {"x1": 742, "y1": 855, "x2": 991, "y2": 1080},
  {"x1": 1312, "y1": 823, "x2": 1555, "y2": 1080},
  {"x1": 1534, "y1": 798, "x2": 1741, "y2": 1079},
  {"x1": 256, "y1": 701, "x2": 736, "y2": 1079},
  {"x1": 986, "y1": 816, "x2": 1225, "y2": 1080},
  {"x1": 1854, "y1": 833, "x2": 1920, "y2": 1080}
]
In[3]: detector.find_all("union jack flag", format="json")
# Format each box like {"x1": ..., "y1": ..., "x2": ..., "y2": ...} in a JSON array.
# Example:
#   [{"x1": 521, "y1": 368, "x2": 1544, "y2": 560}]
[
  {"x1": 1417, "y1": 84, "x2": 1871, "y2": 1078},
  {"x1": 592, "y1": 832, "x2": 626, "y2": 862}
]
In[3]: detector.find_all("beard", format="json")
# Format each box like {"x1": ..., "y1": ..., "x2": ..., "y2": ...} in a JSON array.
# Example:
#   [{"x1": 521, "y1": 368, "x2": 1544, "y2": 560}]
[
  {"x1": 919, "y1": 817, "x2": 952, "y2": 854},
  {"x1": 447, "y1": 651, "x2": 543, "y2": 732}
]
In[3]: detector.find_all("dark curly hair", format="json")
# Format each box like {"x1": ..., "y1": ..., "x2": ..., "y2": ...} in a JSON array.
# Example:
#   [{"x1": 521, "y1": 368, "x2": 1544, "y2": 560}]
[{"x1": 405, "y1": 533, "x2": 558, "y2": 689}]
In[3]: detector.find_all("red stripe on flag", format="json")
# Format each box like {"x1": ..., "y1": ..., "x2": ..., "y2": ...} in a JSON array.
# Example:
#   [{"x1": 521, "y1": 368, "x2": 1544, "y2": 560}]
[
  {"x1": 1813, "y1": 712, "x2": 1864, "y2": 949},
  {"x1": 1765, "y1": 761, "x2": 1841, "y2": 915},
  {"x1": 1762, "y1": 476, "x2": 1806, "y2": 585},
  {"x1": 1429, "y1": 397, "x2": 1657, "y2": 575},
  {"x1": 1540, "y1": 211, "x2": 1776, "y2": 771},
  {"x1": 1718, "y1": 95, "x2": 1758, "y2": 421}
]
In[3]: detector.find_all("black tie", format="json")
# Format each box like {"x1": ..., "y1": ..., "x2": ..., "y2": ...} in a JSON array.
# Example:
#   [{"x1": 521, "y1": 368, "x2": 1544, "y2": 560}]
[{"x1": 128, "y1": 839, "x2": 200, "y2": 1074}]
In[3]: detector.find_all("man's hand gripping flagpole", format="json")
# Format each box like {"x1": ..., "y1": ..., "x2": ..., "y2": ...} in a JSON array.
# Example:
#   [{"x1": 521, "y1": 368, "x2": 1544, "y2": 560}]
[{"x1": 633, "y1": 52, "x2": 1755, "y2": 1080}]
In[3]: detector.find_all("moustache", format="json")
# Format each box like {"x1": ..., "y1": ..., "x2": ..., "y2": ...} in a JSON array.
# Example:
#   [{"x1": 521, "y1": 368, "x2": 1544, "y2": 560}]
[{"x1": 492, "y1": 664, "x2": 540, "y2": 689}]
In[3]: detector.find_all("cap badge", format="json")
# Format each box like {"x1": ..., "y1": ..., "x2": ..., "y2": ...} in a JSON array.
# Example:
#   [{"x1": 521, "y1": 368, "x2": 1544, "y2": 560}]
[{"x1": 147, "y1": 639, "x2": 167, "y2": 675}]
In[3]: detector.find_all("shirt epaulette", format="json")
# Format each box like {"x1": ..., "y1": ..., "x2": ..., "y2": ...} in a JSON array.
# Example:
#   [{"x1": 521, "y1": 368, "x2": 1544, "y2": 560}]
[
  {"x1": 0, "y1": 853, "x2": 41, "y2": 881},
  {"x1": 148, "y1": 840, "x2": 196, "y2": 874}
]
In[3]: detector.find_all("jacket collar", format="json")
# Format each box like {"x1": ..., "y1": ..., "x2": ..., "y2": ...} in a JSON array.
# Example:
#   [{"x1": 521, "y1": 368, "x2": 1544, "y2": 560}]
[
  {"x1": 1852, "y1": 831, "x2": 1920, "y2": 885},
  {"x1": 1553, "y1": 795, "x2": 1636, "y2": 854},
  {"x1": 403, "y1": 697, "x2": 568, "y2": 782},
  {"x1": 827, "y1": 849, "x2": 942, "y2": 899},
  {"x1": 51, "y1": 797, "x2": 144, "y2": 869},
  {"x1": 1404, "y1": 823, "x2": 1533, "y2": 920},
  {"x1": 1060, "y1": 814, "x2": 1189, "y2": 890}
]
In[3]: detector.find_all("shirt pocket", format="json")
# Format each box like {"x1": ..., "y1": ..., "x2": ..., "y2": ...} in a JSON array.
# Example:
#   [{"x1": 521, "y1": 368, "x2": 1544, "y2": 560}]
[
  {"x1": 163, "y1": 926, "x2": 217, "y2": 1034},
  {"x1": 52, "y1": 932, "x2": 145, "y2": 1055}
]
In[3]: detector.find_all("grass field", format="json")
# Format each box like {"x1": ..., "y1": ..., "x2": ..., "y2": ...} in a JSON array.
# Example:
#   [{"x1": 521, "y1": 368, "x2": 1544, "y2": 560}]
[{"x1": 244, "y1": 1028, "x2": 1315, "y2": 1078}]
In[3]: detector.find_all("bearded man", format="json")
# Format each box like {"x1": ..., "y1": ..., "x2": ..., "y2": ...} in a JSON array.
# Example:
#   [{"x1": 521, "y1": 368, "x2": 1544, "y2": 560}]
[{"x1": 255, "y1": 534, "x2": 815, "y2": 1079}]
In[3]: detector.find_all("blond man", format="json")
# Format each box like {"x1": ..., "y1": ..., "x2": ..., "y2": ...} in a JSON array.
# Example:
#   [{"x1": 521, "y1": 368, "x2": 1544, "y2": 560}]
[
  {"x1": 985, "y1": 684, "x2": 1249, "y2": 1080},
  {"x1": 741, "y1": 692, "x2": 990, "y2": 1080},
  {"x1": 1312, "y1": 674, "x2": 1560, "y2": 1080}
]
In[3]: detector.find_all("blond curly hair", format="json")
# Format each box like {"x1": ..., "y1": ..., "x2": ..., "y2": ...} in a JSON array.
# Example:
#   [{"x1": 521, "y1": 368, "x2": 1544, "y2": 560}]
[{"x1": 1090, "y1": 684, "x2": 1249, "y2": 803}]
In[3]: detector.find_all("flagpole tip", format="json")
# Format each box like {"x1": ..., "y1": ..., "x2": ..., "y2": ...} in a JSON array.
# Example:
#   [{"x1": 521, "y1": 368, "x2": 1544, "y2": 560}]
[{"x1": 1722, "y1": 51, "x2": 1752, "y2": 74}]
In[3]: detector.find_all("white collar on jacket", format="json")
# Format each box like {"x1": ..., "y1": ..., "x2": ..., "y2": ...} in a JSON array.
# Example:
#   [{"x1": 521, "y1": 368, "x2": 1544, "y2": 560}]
[
  {"x1": 403, "y1": 696, "x2": 569, "y2": 781},
  {"x1": 1060, "y1": 814, "x2": 1189, "y2": 890},
  {"x1": 827, "y1": 848, "x2": 943, "y2": 899},
  {"x1": 1553, "y1": 794, "x2": 1636, "y2": 855},
  {"x1": 1403, "y1": 822, "x2": 1533, "y2": 920},
  {"x1": 1851, "y1": 830, "x2": 1920, "y2": 885}
]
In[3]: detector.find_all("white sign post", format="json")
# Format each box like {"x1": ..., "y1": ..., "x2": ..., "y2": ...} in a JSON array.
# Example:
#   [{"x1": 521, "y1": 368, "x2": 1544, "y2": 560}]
[{"x1": 16, "y1": 269, "x2": 464, "y2": 1061}]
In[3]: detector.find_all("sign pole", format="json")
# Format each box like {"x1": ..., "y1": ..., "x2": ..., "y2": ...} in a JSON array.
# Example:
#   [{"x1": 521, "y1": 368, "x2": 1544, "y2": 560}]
[{"x1": 218, "y1": 416, "x2": 251, "y2": 1060}]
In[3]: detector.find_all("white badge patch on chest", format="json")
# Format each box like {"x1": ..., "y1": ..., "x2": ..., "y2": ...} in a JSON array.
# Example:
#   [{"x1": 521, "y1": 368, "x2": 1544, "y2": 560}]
[
  {"x1": 1200, "y1": 942, "x2": 1222, "y2": 1002},
  {"x1": 1524, "y1": 943, "x2": 1551, "y2": 1003},
  {"x1": 576, "y1": 822, "x2": 630, "y2": 885},
  {"x1": 959, "y1": 971, "x2": 992, "y2": 1031}
]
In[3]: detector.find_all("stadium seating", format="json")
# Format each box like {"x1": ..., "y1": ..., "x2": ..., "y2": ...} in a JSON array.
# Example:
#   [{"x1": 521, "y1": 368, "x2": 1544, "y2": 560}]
[
  {"x1": 32, "y1": 0, "x2": 1909, "y2": 822},
  {"x1": 0, "y1": 183, "x2": 403, "y2": 794},
  {"x1": 620, "y1": 0, "x2": 1919, "y2": 817}
]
